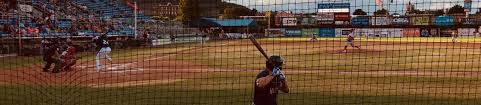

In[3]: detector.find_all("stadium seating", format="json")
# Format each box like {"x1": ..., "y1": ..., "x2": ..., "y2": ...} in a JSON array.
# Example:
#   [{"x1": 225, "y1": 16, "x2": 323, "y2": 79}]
[
  {"x1": 73, "y1": 0, "x2": 150, "y2": 20},
  {"x1": 0, "y1": 0, "x2": 152, "y2": 37},
  {"x1": 57, "y1": 19, "x2": 72, "y2": 29}
]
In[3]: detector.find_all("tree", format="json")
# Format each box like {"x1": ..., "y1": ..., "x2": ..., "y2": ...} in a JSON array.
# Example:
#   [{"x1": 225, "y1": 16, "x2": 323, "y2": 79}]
[
  {"x1": 434, "y1": 9, "x2": 445, "y2": 16},
  {"x1": 374, "y1": 9, "x2": 389, "y2": 16},
  {"x1": 409, "y1": 9, "x2": 423, "y2": 14},
  {"x1": 353, "y1": 9, "x2": 367, "y2": 15},
  {"x1": 221, "y1": 2, "x2": 257, "y2": 19},
  {"x1": 447, "y1": 5, "x2": 465, "y2": 14},
  {"x1": 252, "y1": 9, "x2": 259, "y2": 15},
  {"x1": 222, "y1": 7, "x2": 256, "y2": 19},
  {"x1": 177, "y1": 0, "x2": 200, "y2": 24}
]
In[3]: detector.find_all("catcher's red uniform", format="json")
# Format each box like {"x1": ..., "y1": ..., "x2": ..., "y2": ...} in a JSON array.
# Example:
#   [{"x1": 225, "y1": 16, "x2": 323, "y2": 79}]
[{"x1": 61, "y1": 46, "x2": 77, "y2": 71}]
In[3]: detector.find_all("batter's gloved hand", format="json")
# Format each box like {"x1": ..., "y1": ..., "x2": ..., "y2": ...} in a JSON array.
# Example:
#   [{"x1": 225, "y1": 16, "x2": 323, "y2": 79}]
[
  {"x1": 272, "y1": 67, "x2": 281, "y2": 77},
  {"x1": 278, "y1": 70, "x2": 287, "y2": 81}
]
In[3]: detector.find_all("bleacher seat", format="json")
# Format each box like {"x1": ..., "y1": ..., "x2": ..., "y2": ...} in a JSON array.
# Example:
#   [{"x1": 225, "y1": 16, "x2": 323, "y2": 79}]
[
  {"x1": 6, "y1": 0, "x2": 154, "y2": 37},
  {"x1": 0, "y1": 32, "x2": 8, "y2": 37},
  {"x1": 58, "y1": 20, "x2": 72, "y2": 29},
  {"x1": 0, "y1": 19, "x2": 10, "y2": 24}
]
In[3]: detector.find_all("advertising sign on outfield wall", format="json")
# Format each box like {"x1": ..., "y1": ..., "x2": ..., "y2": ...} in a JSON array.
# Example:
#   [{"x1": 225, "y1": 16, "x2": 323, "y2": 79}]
[
  {"x1": 352, "y1": 16, "x2": 369, "y2": 26},
  {"x1": 319, "y1": 28, "x2": 336, "y2": 37},
  {"x1": 371, "y1": 17, "x2": 391, "y2": 26},
  {"x1": 367, "y1": 28, "x2": 403, "y2": 38},
  {"x1": 318, "y1": 3, "x2": 350, "y2": 13},
  {"x1": 282, "y1": 17, "x2": 298, "y2": 26},
  {"x1": 318, "y1": 3, "x2": 350, "y2": 9},
  {"x1": 353, "y1": 28, "x2": 367, "y2": 37},
  {"x1": 267, "y1": 28, "x2": 285, "y2": 37},
  {"x1": 458, "y1": 28, "x2": 476, "y2": 36},
  {"x1": 434, "y1": 16, "x2": 454, "y2": 26},
  {"x1": 285, "y1": 28, "x2": 302, "y2": 36},
  {"x1": 334, "y1": 13, "x2": 350, "y2": 21},
  {"x1": 392, "y1": 17, "x2": 410, "y2": 26},
  {"x1": 317, "y1": 13, "x2": 334, "y2": 24},
  {"x1": 412, "y1": 17, "x2": 430, "y2": 25},
  {"x1": 318, "y1": 9, "x2": 350, "y2": 13},
  {"x1": 335, "y1": 21, "x2": 350, "y2": 25},
  {"x1": 335, "y1": 28, "x2": 352, "y2": 37},
  {"x1": 351, "y1": 28, "x2": 401, "y2": 38},
  {"x1": 421, "y1": 29, "x2": 431, "y2": 37},
  {"x1": 431, "y1": 29, "x2": 439, "y2": 37},
  {"x1": 317, "y1": 13, "x2": 334, "y2": 20},
  {"x1": 462, "y1": 18, "x2": 477, "y2": 25},
  {"x1": 319, "y1": 20, "x2": 334, "y2": 25},
  {"x1": 301, "y1": 17, "x2": 316, "y2": 26},
  {"x1": 302, "y1": 28, "x2": 319, "y2": 36},
  {"x1": 403, "y1": 28, "x2": 421, "y2": 37}
]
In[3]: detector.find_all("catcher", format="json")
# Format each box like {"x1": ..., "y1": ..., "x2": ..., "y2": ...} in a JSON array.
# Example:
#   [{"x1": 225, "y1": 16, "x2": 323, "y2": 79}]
[
  {"x1": 253, "y1": 55, "x2": 290, "y2": 105},
  {"x1": 60, "y1": 40, "x2": 78, "y2": 71}
]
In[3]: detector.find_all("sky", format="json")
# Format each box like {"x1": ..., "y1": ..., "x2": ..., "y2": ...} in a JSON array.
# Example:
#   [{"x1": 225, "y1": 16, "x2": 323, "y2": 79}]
[{"x1": 225, "y1": 0, "x2": 481, "y2": 15}]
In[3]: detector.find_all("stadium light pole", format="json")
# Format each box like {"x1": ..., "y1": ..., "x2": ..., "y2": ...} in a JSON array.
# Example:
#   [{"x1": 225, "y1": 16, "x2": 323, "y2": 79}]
[
  {"x1": 17, "y1": 0, "x2": 22, "y2": 55},
  {"x1": 267, "y1": 12, "x2": 271, "y2": 37},
  {"x1": 134, "y1": 2, "x2": 138, "y2": 39}
]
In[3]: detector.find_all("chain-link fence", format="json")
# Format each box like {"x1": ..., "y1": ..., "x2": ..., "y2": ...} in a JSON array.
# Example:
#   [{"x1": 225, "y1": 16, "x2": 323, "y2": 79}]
[{"x1": 1, "y1": 0, "x2": 481, "y2": 105}]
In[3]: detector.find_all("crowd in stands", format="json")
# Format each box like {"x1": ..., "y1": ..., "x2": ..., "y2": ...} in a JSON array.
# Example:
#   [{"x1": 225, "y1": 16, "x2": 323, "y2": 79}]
[{"x1": 0, "y1": 0, "x2": 149, "y2": 38}]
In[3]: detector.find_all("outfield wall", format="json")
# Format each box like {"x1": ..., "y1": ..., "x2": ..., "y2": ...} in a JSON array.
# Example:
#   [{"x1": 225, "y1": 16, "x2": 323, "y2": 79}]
[
  {"x1": 458, "y1": 28, "x2": 477, "y2": 36},
  {"x1": 268, "y1": 28, "x2": 480, "y2": 38}
]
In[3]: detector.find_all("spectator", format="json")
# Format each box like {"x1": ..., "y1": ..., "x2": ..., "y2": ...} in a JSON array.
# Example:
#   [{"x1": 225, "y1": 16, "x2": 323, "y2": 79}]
[
  {"x1": 19, "y1": 28, "x2": 27, "y2": 37},
  {"x1": 19, "y1": 22, "x2": 25, "y2": 28},
  {"x1": 34, "y1": 27, "x2": 40, "y2": 37},
  {"x1": 143, "y1": 30, "x2": 148, "y2": 40},
  {"x1": 27, "y1": 26, "x2": 34, "y2": 36},
  {"x1": 41, "y1": 25, "x2": 50, "y2": 34},
  {"x1": 50, "y1": 14, "x2": 56, "y2": 27},
  {"x1": 69, "y1": 24, "x2": 78, "y2": 36},
  {"x1": 7, "y1": 25, "x2": 14, "y2": 35}
]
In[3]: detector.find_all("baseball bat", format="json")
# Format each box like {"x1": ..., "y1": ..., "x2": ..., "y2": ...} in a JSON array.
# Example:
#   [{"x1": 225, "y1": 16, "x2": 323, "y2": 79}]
[
  {"x1": 249, "y1": 36, "x2": 269, "y2": 59},
  {"x1": 249, "y1": 36, "x2": 288, "y2": 82}
]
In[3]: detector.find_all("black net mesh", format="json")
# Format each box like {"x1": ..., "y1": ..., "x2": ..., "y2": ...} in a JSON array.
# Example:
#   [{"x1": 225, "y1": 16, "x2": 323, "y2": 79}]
[{"x1": 1, "y1": 0, "x2": 481, "y2": 105}]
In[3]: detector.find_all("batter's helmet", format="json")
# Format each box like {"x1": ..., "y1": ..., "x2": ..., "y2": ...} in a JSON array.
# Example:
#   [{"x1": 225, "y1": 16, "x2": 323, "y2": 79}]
[{"x1": 267, "y1": 55, "x2": 284, "y2": 68}]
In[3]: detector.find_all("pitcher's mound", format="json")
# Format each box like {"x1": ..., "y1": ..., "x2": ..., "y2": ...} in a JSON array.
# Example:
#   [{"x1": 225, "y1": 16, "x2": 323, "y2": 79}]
[{"x1": 326, "y1": 49, "x2": 384, "y2": 54}]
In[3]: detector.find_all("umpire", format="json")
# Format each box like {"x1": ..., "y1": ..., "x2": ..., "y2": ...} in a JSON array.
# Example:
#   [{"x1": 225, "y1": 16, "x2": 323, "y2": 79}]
[
  {"x1": 253, "y1": 55, "x2": 290, "y2": 105},
  {"x1": 42, "y1": 40, "x2": 61, "y2": 73}
]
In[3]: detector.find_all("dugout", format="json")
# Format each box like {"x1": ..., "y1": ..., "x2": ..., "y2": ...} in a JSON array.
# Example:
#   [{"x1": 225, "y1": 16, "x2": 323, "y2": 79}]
[
  {"x1": 198, "y1": 18, "x2": 257, "y2": 33},
  {"x1": 198, "y1": 18, "x2": 258, "y2": 39}
]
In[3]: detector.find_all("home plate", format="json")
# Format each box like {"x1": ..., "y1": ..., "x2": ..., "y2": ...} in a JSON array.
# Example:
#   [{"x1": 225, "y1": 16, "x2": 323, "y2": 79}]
[
  {"x1": 85, "y1": 64, "x2": 144, "y2": 73},
  {"x1": 87, "y1": 68, "x2": 144, "y2": 73}
]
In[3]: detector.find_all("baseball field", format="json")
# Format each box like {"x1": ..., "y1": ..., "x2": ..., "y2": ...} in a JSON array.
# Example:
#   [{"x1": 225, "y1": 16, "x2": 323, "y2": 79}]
[{"x1": 1, "y1": 37, "x2": 481, "y2": 105}]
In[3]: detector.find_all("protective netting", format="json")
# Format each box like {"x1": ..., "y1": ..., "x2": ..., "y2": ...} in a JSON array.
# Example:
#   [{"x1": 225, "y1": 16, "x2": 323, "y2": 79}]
[{"x1": 1, "y1": 0, "x2": 481, "y2": 105}]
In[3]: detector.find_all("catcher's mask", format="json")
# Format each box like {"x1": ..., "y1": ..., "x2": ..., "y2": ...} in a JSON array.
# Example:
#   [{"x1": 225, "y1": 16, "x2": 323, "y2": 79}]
[{"x1": 266, "y1": 55, "x2": 284, "y2": 69}]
